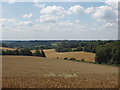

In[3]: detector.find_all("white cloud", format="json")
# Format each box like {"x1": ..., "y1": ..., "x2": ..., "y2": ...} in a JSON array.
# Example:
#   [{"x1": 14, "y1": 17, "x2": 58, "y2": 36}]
[
  {"x1": 40, "y1": 6, "x2": 66, "y2": 15},
  {"x1": 67, "y1": 5, "x2": 94, "y2": 15},
  {"x1": 0, "y1": 18, "x2": 7, "y2": 23},
  {"x1": 75, "y1": 20, "x2": 80, "y2": 23},
  {"x1": 18, "y1": 21, "x2": 33, "y2": 26},
  {"x1": 40, "y1": 14, "x2": 62, "y2": 23},
  {"x1": 85, "y1": 7, "x2": 95, "y2": 14},
  {"x1": 23, "y1": 13, "x2": 33, "y2": 18},
  {"x1": 105, "y1": 0, "x2": 119, "y2": 8},
  {"x1": 34, "y1": 0, "x2": 46, "y2": 8},
  {"x1": 56, "y1": 21, "x2": 74, "y2": 26},
  {"x1": 103, "y1": 22, "x2": 117, "y2": 28},
  {"x1": 67, "y1": 5, "x2": 84, "y2": 14},
  {"x1": 35, "y1": 3, "x2": 45, "y2": 8},
  {"x1": 40, "y1": 5, "x2": 66, "y2": 23},
  {"x1": 8, "y1": 0, "x2": 15, "y2": 4},
  {"x1": 0, "y1": 18, "x2": 19, "y2": 25},
  {"x1": 93, "y1": 6, "x2": 117, "y2": 23}
]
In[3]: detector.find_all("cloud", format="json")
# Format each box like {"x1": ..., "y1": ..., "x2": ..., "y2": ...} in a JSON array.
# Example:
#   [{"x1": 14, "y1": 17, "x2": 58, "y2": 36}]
[
  {"x1": 18, "y1": 21, "x2": 33, "y2": 26},
  {"x1": 8, "y1": 0, "x2": 15, "y2": 4},
  {"x1": 40, "y1": 6, "x2": 66, "y2": 23},
  {"x1": 75, "y1": 20, "x2": 80, "y2": 23},
  {"x1": 40, "y1": 6, "x2": 66, "y2": 15},
  {"x1": 85, "y1": 7, "x2": 95, "y2": 14},
  {"x1": 35, "y1": 3, "x2": 45, "y2": 8},
  {"x1": 34, "y1": 0, "x2": 46, "y2": 8},
  {"x1": 67, "y1": 5, "x2": 95, "y2": 15},
  {"x1": 67, "y1": 5, "x2": 84, "y2": 14},
  {"x1": 40, "y1": 14, "x2": 62, "y2": 23},
  {"x1": 55, "y1": 21, "x2": 74, "y2": 26},
  {"x1": 0, "y1": 18, "x2": 19, "y2": 25},
  {"x1": 0, "y1": 18, "x2": 7, "y2": 23},
  {"x1": 23, "y1": 13, "x2": 33, "y2": 18},
  {"x1": 93, "y1": 6, "x2": 117, "y2": 23},
  {"x1": 105, "y1": 0, "x2": 119, "y2": 8}
]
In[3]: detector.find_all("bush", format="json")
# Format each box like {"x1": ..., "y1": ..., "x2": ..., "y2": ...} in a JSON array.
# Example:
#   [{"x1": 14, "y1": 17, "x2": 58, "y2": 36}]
[
  {"x1": 64, "y1": 57, "x2": 68, "y2": 60},
  {"x1": 34, "y1": 50, "x2": 42, "y2": 57},
  {"x1": 20, "y1": 48, "x2": 32, "y2": 56},
  {"x1": 69, "y1": 58, "x2": 76, "y2": 60},
  {"x1": 81, "y1": 59, "x2": 84, "y2": 61}
]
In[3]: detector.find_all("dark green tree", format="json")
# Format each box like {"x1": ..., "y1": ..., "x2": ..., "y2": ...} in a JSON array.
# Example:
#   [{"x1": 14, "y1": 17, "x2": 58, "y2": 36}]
[
  {"x1": 34, "y1": 50, "x2": 42, "y2": 57},
  {"x1": 20, "y1": 48, "x2": 32, "y2": 56},
  {"x1": 40, "y1": 49, "x2": 46, "y2": 58}
]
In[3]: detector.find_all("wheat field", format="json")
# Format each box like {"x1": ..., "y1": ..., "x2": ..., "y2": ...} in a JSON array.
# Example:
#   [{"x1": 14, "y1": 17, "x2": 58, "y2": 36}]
[
  {"x1": 33, "y1": 49, "x2": 95, "y2": 62},
  {"x1": 0, "y1": 47, "x2": 16, "y2": 51},
  {"x1": 2, "y1": 56, "x2": 118, "y2": 88}
]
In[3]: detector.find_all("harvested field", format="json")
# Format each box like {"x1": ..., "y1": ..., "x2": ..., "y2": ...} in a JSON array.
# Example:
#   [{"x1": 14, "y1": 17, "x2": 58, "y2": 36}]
[
  {"x1": 2, "y1": 56, "x2": 118, "y2": 88},
  {"x1": 1, "y1": 47, "x2": 95, "y2": 62},
  {"x1": 0, "y1": 47, "x2": 16, "y2": 51},
  {"x1": 44, "y1": 49, "x2": 95, "y2": 62},
  {"x1": 32, "y1": 49, "x2": 95, "y2": 62}
]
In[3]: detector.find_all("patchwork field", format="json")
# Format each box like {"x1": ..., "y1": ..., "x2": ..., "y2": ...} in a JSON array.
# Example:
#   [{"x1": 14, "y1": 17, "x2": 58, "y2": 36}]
[
  {"x1": 0, "y1": 47, "x2": 16, "y2": 51},
  {"x1": 1, "y1": 47, "x2": 95, "y2": 62},
  {"x1": 34, "y1": 49, "x2": 95, "y2": 62},
  {"x1": 2, "y1": 56, "x2": 118, "y2": 88}
]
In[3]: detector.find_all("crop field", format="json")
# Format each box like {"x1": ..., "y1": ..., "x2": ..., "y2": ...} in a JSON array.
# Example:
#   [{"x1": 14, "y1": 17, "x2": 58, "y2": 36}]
[
  {"x1": 1, "y1": 47, "x2": 95, "y2": 62},
  {"x1": 33, "y1": 49, "x2": 95, "y2": 62},
  {"x1": 0, "y1": 47, "x2": 16, "y2": 51},
  {"x1": 2, "y1": 56, "x2": 118, "y2": 88}
]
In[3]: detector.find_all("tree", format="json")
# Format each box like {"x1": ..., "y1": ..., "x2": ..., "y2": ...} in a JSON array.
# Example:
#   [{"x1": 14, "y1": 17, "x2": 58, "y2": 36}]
[
  {"x1": 13, "y1": 50, "x2": 20, "y2": 55},
  {"x1": 95, "y1": 41, "x2": 120, "y2": 65},
  {"x1": 95, "y1": 45, "x2": 112, "y2": 64},
  {"x1": 5, "y1": 50, "x2": 14, "y2": 55},
  {"x1": 110, "y1": 47, "x2": 120, "y2": 64},
  {"x1": 76, "y1": 46, "x2": 83, "y2": 51},
  {"x1": 20, "y1": 48, "x2": 32, "y2": 56},
  {"x1": 34, "y1": 50, "x2": 42, "y2": 57},
  {"x1": 40, "y1": 49, "x2": 46, "y2": 58},
  {"x1": 2, "y1": 43, "x2": 7, "y2": 47}
]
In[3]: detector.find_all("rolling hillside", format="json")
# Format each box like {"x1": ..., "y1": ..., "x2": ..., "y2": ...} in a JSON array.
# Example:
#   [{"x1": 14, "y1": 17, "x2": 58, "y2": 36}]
[
  {"x1": 2, "y1": 56, "x2": 118, "y2": 88},
  {"x1": 1, "y1": 47, "x2": 95, "y2": 62}
]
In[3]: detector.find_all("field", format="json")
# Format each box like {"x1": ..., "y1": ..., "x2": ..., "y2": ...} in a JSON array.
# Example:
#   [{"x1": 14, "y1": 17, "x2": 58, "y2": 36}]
[
  {"x1": 2, "y1": 56, "x2": 118, "y2": 88},
  {"x1": 1, "y1": 47, "x2": 95, "y2": 62},
  {"x1": 33, "y1": 49, "x2": 95, "y2": 62},
  {"x1": 0, "y1": 47, "x2": 16, "y2": 51}
]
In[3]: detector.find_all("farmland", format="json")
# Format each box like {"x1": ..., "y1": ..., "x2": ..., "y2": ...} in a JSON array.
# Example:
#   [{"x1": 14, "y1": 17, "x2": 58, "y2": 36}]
[
  {"x1": 2, "y1": 56, "x2": 118, "y2": 88},
  {"x1": 1, "y1": 41, "x2": 119, "y2": 88},
  {"x1": 34, "y1": 49, "x2": 95, "y2": 62},
  {"x1": 1, "y1": 47, "x2": 95, "y2": 62},
  {"x1": 0, "y1": 47, "x2": 16, "y2": 51}
]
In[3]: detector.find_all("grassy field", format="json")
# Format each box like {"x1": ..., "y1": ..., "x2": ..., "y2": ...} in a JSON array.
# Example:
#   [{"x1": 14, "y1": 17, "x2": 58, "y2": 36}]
[{"x1": 2, "y1": 56, "x2": 118, "y2": 88}]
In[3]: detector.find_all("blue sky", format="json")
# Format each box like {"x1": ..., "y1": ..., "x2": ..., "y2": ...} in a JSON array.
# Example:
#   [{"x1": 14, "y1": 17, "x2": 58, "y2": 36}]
[{"x1": 0, "y1": 0, "x2": 118, "y2": 40}]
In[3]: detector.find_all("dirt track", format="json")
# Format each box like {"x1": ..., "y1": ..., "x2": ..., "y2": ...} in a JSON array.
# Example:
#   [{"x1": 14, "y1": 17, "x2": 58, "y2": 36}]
[{"x1": 2, "y1": 56, "x2": 118, "y2": 88}]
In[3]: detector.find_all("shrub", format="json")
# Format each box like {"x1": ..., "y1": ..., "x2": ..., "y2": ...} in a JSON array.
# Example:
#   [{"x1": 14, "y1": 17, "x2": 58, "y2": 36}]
[
  {"x1": 81, "y1": 59, "x2": 84, "y2": 61},
  {"x1": 69, "y1": 58, "x2": 76, "y2": 60},
  {"x1": 34, "y1": 50, "x2": 42, "y2": 57},
  {"x1": 64, "y1": 57, "x2": 68, "y2": 60}
]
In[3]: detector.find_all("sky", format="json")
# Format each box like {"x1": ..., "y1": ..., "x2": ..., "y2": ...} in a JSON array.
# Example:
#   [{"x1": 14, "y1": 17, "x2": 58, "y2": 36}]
[{"x1": 0, "y1": 0, "x2": 119, "y2": 40}]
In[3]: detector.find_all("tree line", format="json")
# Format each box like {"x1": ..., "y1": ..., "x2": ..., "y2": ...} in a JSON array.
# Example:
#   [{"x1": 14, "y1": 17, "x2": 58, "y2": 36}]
[
  {"x1": 95, "y1": 41, "x2": 120, "y2": 65},
  {"x1": 53, "y1": 40, "x2": 111, "y2": 53},
  {"x1": 54, "y1": 41, "x2": 120, "y2": 65},
  {"x1": 1, "y1": 48, "x2": 46, "y2": 57}
]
